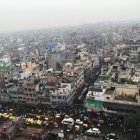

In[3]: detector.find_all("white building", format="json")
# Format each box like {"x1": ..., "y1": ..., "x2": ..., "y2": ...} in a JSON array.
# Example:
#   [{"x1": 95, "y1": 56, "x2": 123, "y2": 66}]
[
  {"x1": 86, "y1": 86, "x2": 106, "y2": 101},
  {"x1": 50, "y1": 83, "x2": 74, "y2": 106}
]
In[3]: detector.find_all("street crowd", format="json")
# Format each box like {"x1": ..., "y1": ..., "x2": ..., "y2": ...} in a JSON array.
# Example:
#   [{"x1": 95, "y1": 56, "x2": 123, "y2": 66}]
[{"x1": 0, "y1": 101, "x2": 136, "y2": 140}]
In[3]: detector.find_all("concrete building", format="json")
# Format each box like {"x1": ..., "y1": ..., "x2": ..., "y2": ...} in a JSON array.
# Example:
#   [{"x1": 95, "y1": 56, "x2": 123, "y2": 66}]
[
  {"x1": 20, "y1": 78, "x2": 39, "y2": 104},
  {"x1": 45, "y1": 52, "x2": 66, "y2": 71},
  {"x1": 0, "y1": 72, "x2": 5, "y2": 87},
  {"x1": 49, "y1": 83, "x2": 73, "y2": 107},
  {"x1": 129, "y1": 49, "x2": 140, "y2": 64},
  {"x1": 85, "y1": 84, "x2": 140, "y2": 115}
]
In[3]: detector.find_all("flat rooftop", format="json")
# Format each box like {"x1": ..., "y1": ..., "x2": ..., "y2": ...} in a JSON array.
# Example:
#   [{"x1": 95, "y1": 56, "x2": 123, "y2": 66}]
[
  {"x1": 15, "y1": 126, "x2": 44, "y2": 140},
  {"x1": 89, "y1": 87, "x2": 102, "y2": 92},
  {"x1": 115, "y1": 86, "x2": 138, "y2": 96},
  {"x1": 104, "y1": 87, "x2": 115, "y2": 95},
  {"x1": 23, "y1": 126, "x2": 44, "y2": 134}
]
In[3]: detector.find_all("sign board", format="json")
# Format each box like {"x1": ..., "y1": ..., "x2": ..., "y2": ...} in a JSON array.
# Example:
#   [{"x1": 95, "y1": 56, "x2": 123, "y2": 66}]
[{"x1": 84, "y1": 99, "x2": 103, "y2": 109}]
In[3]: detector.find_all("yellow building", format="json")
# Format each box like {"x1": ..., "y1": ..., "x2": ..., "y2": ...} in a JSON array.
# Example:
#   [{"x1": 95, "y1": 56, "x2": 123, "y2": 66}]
[{"x1": 21, "y1": 61, "x2": 37, "y2": 72}]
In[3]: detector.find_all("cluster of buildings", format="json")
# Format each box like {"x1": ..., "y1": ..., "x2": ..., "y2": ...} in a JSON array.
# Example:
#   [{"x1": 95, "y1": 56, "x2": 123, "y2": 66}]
[
  {"x1": 0, "y1": 23, "x2": 140, "y2": 116},
  {"x1": 85, "y1": 36, "x2": 140, "y2": 115},
  {"x1": 0, "y1": 32, "x2": 101, "y2": 107}
]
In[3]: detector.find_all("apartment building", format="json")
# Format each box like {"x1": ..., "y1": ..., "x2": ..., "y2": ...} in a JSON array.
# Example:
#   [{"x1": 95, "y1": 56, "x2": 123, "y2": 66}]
[
  {"x1": 129, "y1": 48, "x2": 140, "y2": 64},
  {"x1": 20, "y1": 78, "x2": 39, "y2": 104},
  {"x1": 50, "y1": 83, "x2": 73, "y2": 107},
  {"x1": 85, "y1": 84, "x2": 140, "y2": 115},
  {"x1": 0, "y1": 72, "x2": 5, "y2": 87},
  {"x1": 103, "y1": 85, "x2": 140, "y2": 114},
  {"x1": 85, "y1": 85, "x2": 106, "y2": 112}
]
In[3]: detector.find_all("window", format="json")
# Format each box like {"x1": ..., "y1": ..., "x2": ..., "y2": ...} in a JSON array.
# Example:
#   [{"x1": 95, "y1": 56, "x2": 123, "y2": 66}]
[
  {"x1": 32, "y1": 89, "x2": 35, "y2": 92},
  {"x1": 106, "y1": 97, "x2": 110, "y2": 100},
  {"x1": 52, "y1": 96, "x2": 56, "y2": 99},
  {"x1": 58, "y1": 96, "x2": 61, "y2": 99},
  {"x1": 28, "y1": 89, "x2": 31, "y2": 92}
]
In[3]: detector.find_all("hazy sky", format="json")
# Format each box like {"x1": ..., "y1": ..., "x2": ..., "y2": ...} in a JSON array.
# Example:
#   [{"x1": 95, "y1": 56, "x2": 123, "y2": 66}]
[{"x1": 0, "y1": 0, "x2": 140, "y2": 32}]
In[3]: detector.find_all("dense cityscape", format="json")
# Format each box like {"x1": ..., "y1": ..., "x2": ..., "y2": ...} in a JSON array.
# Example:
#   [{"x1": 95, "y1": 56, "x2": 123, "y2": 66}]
[{"x1": 0, "y1": 21, "x2": 139, "y2": 140}]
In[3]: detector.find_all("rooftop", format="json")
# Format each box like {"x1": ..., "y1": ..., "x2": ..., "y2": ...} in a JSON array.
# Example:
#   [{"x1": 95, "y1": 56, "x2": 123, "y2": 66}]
[
  {"x1": 104, "y1": 87, "x2": 115, "y2": 95},
  {"x1": 15, "y1": 126, "x2": 44, "y2": 140},
  {"x1": 114, "y1": 85, "x2": 138, "y2": 96},
  {"x1": 89, "y1": 86, "x2": 103, "y2": 92}
]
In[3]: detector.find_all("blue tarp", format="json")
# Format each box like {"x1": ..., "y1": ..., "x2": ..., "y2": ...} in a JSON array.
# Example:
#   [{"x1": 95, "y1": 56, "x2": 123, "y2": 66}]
[{"x1": 43, "y1": 41, "x2": 55, "y2": 49}]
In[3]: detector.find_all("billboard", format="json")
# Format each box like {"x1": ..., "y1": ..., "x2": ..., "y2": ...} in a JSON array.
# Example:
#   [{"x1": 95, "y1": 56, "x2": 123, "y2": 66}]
[{"x1": 84, "y1": 99, "x2": 103, "y2": 110}]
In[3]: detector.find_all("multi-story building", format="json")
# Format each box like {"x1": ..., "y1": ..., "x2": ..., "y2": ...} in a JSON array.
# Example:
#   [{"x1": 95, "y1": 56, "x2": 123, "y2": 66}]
[
  {"x1": 129, "y1": 49, "x2": 140, "y2": 64},
  {"x1": 37, "y1": 82, "x2": 56, "y2": 106},
  {"x1": 49, "y1": 83, "x2": 73, "y2": 107},
  {"x1": 103, "y1": 85, "x2": 140, "y2": 114},
  {"x1": 0, "y1": 72, "x2": 5, "y2": 87},
  {"x1": 84, "y1": 85, "x2": 106, "y2": 112},
  {"x1": 3, "y1": 72, "x2": 13, "y2": 88},
  {"x1": 20, "y1": 78, "x2": 39, "y2": 104},
  {"x1": 63, "y1": 60, "x2": 85, "y2": 91},
  {"x1": 85, "y1": 84, "x2": 140, "y2": 115},
  {"x1": 0, "y1": 55, "x2": 11, "y2": 68},
  {"x1": 0, "y1": 91, "x2": 9, "y2": 102}
]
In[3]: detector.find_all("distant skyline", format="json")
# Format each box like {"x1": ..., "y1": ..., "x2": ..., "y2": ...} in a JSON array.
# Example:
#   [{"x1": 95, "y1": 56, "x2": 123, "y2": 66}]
[{"x1": 0, "y1": 0, "x2": 140, "y2": 32}]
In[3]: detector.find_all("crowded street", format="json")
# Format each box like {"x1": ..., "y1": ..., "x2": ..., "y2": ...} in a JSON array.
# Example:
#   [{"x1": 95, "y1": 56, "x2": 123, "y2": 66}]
[{"x1": 0, "y1": 101, "x2": 135, "y2": 140}]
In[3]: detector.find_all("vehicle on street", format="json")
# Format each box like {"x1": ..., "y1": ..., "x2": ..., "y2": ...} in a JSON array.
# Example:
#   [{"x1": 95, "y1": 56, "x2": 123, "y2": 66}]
[
  {"x1": 75, "y1": 119, "x2": 83, "y2": 125},
  {"x1": 98, "y1": 118, "x2": 104, "y2": 124},
  {"x1": 85, "y1": 127, "x2": 101, "y2": 136},
  {"x1": 106, "y1": 133, "x2": 117, "y2": 140},
  {"x1": 61, "y1": 118, "x2": 74, "y2": 125},
  {"x1": 74, "y1": 125, "x2": 80, "y2": 131},
  {"x1": 55, "y1": 114, "x2": 61, "y2": 119}
]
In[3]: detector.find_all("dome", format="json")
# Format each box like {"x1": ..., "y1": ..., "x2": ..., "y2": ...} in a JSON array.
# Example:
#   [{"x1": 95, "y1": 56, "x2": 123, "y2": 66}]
[{"x1": 65, "y1": 62, "x2": 73, "y2": 68}]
